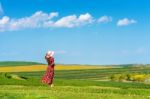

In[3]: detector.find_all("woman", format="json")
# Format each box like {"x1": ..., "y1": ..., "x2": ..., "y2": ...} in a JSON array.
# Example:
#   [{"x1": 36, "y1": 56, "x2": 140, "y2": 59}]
[{"x1": 41, "y1": 51, "x2": 55, "y2": 87}]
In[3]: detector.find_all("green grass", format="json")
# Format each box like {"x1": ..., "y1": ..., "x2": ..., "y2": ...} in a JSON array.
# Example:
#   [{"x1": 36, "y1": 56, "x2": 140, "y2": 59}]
[
  {"x1": 1, "y1": 63, "x2": 150, "y2": 99},
  {"x1": 1, "y1": 74, "x2": 150, "y2": 89},
  {"x1": 0, "y1": 75, "x2": 150, "y2": 99},
  {"x1": 0, "y1": 85, "x2": 150, "y2": 99},
  {"x1": 9, "y1": 67, "x2": 150, "y2": 80}
]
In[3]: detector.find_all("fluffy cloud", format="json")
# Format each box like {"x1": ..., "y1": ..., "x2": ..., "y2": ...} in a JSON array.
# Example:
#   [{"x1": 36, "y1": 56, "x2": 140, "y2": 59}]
[
  {"x1": 98, "y1": 16, "x2": 112, "y2": 23},
  {"x1": 0, "y1": 12, "x2": 94, "y2": 31},
  {"x1": 0, "y1": 11, "x2": 138, "y2": 32},
  {"x1": 117, "y1": 18, "x2": 137, "y2": 26},
  {"x1": 0, "y1": 16, "x2": 10, "y2": 31},
  {"x1": 10, "y1": 11, "x2": 58, "y2": 30},
  {"x1": 0, "y1": 11, "x2": 58, "y2": 31},
  {"x1": 0, "y1": 16, "x2": 9, "y2": 24},
  {"x1": 53, "y1": 13, "x2": 93, "y2": 28}
]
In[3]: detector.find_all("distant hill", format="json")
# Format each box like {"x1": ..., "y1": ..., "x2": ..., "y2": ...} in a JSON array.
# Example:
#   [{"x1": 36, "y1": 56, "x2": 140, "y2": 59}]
[
  {"x1": 112, "y1": 64, "x2": 150, "y2": 68},
  {"x1": 0, "y1": 61, "x2": 45, "y2": 66},
  {"x1": 0, "y1": 61, "x2": 150, "y2": 67}
]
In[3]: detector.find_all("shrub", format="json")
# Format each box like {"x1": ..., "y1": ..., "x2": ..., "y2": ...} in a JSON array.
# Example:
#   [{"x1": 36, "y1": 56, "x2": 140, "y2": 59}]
[
  {"x1": 132, "y1": 74, "x2": 145, "y2": 82},
  {"x1": 110, "y1": 73, "x2": 150, "y2": 83},
  {"x1": 110, "y1": 74, "x2": 120, "y2": 81}
]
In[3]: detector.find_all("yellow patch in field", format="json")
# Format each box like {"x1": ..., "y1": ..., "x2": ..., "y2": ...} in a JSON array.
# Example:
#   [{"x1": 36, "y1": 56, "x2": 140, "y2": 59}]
[{"x1": 0, "y1": 65, "x2": 112, "y2": 72}]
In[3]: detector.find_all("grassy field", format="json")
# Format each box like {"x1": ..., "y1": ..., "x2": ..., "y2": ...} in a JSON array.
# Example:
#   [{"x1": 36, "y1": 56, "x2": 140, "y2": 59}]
[
  {"x1": 0, "y1": 65, "x2": 113, "y2": 72},
  {"x1": 0, "y1": 61, "x2": 150, "y2": 99}
]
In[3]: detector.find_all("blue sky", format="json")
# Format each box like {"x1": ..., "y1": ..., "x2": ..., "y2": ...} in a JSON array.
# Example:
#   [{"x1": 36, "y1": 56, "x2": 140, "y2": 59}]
[{"x1": 0, "y1": 0, "x2": 150, "y2": 65}]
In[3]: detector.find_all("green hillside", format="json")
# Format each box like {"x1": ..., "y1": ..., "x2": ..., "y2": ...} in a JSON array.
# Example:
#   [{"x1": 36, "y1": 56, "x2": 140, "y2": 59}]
[
  {"x1": 0, "y1": 61, "x2": 44, "y2": 66},
  {"x1": 1, "y1": 66, "x2": 150, "y2": 98},
  {"x1": 1, "y1": 61, "x2": 150, "y2": 67}
]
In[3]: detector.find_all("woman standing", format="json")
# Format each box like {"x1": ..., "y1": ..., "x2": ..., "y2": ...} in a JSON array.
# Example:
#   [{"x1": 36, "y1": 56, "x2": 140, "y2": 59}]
[{"x1": 41, "y1": 51, "x2": 55, "y2": 87}]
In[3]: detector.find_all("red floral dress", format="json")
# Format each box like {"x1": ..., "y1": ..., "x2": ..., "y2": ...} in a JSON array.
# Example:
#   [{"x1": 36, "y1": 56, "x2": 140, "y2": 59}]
[{"x1": 41, "y1": 57, "x2": 55, "y2": 85}]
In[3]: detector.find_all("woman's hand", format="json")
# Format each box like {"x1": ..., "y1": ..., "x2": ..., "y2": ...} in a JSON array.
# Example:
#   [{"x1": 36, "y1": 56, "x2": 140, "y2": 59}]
[{"x1": 45, "y1": 55, "x2": 50, "y2": 59}]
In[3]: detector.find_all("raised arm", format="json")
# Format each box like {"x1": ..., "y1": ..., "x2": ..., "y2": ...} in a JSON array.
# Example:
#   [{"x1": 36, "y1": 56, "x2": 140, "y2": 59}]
[{"x1": 50, "y1": 57, "x2": 55, "y2": 66}]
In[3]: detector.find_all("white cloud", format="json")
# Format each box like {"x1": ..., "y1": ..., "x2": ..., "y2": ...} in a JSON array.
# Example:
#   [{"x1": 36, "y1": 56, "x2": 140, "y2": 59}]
[
  {"x1": 53, "y1": 15, "x2": 77, "y2": 28},
  {"x1": 117, "y1": 18, "x2": 137, "y2": 26},
  {"x1": 0, "y1": 11, "x2": 58, "y2": 31},
  {"x1": 0, "y1": 16, "x2": 9, "y2": 24},
  {"x1": 9, "y1": 11, "x2": 58, "y2": 30},
  {"x1": 53, "y1": 13, "x2": 93, "y2": 28},
  {"x1": 0, "y1": 12, "x2": 94, "y2": 32},
  {"x1": 78, "y1": 13, "x2": 93, "y2": 23},
  {"x1": 0, "y1": 11, "x2": 137, "y2": 32},
  {"x1": 0, "y1": 2, "x2": 3, "y2": 14},
  {"x1": 0, "y1": 16, "x2": 10, "y2": 31},
  {"x1": 98, "y1": 16, "x2": 112, "y2": 23}
]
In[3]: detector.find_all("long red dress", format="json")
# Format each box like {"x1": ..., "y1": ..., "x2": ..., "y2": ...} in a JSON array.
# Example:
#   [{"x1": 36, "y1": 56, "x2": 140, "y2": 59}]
[{"x1": 41, "y1": 57, "x2": 55, "y2": 85}]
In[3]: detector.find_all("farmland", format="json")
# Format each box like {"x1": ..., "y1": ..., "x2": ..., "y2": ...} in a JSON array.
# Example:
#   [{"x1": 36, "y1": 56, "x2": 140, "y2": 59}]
[
  {"x1": 0, "y1": 61, "x2": 150, "y2": 99},
  {"x1": 0, "y1": 65, "x2": 114, "y2": 72}
]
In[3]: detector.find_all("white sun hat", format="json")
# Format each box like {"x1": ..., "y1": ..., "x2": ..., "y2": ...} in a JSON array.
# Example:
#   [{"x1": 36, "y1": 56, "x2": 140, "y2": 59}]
[{"x1": 47, "y1": 51, "x2": 55, "y2": 57}]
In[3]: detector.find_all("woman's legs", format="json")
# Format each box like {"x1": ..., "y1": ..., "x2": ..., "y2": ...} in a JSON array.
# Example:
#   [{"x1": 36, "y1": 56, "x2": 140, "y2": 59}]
[{"x1": 41, "y1": 66, "x2": 54, "y2": 85}]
